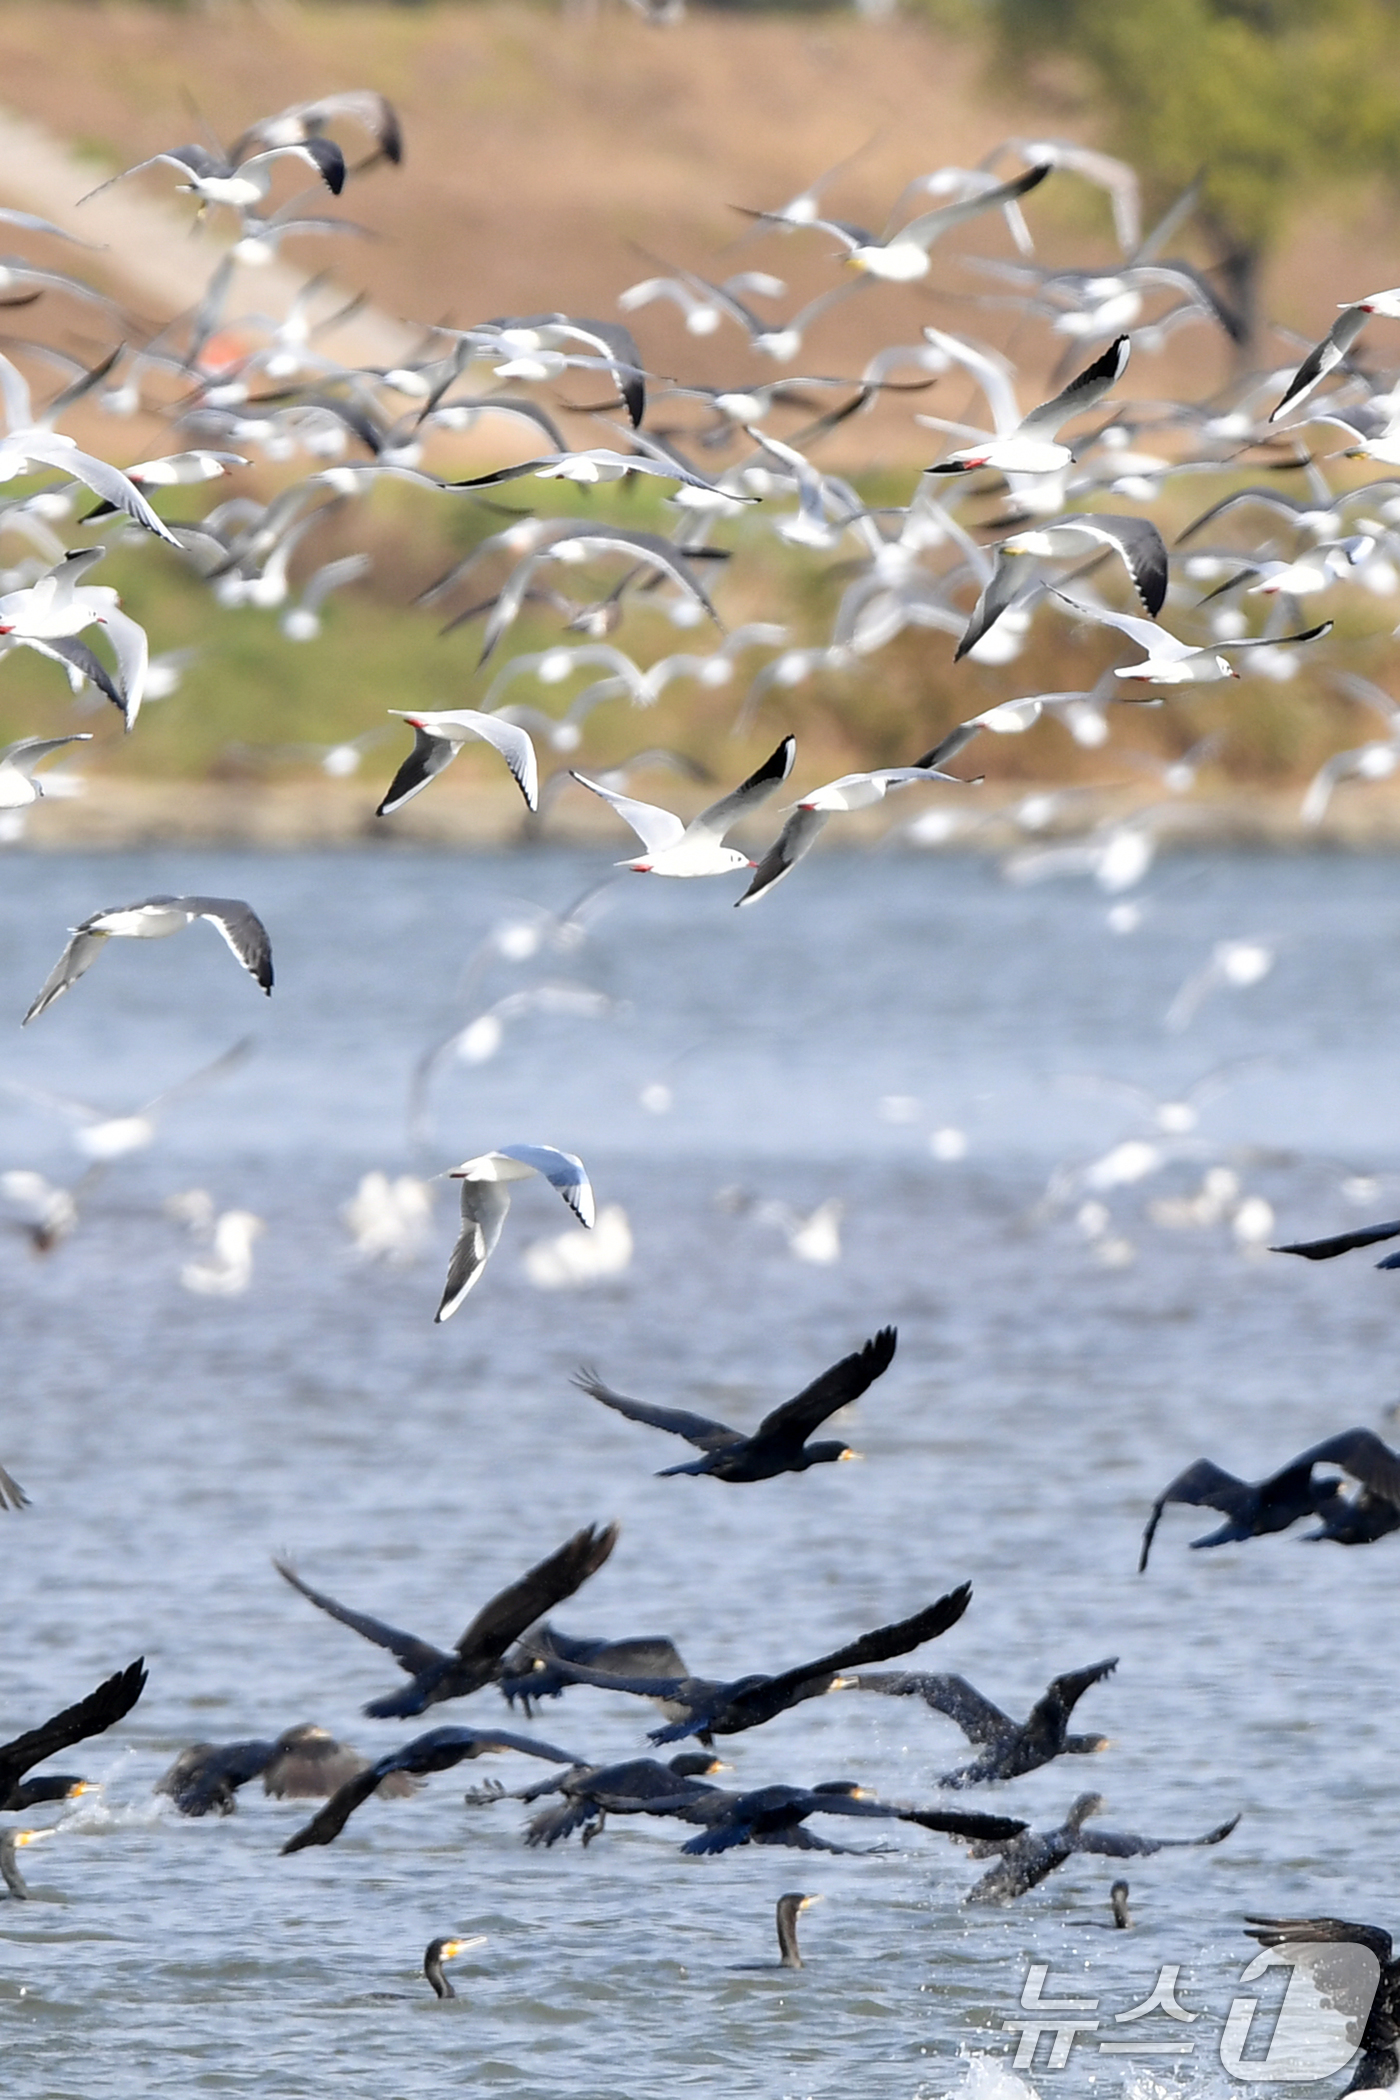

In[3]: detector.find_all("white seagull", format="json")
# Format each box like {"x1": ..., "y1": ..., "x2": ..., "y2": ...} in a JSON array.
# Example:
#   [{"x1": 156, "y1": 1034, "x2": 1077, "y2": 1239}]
[
  {"x1": 376, "y1": 711, "x2": 539, "y2": 816},
  {"x1": 1050, "y1": 590, "x2": 1332, "y2": 685},
  {"x1": 1270, "y1": 288, "x2": 1400, "y2": 421},
  {"x1": 0, "y1": 733, "x2": 90, "y2": 809},
  {"x1": 759, "y1": 163, "x2": 1050, "y2": 283},
  {"x1": 955, "y1": 513, "x2": 1168, "y2": 662},
  {"x1": 0, "y1": 355, "x2": 179, "y2": 545},
  {"x1": 572, "y1": 736, "x2": 795, "y2": 876},
  {"x1": 924, "y1": 335, "x2": 1130, "y2": 476},
  {"x1": 0, "y1": 550, "x2": 149, "y2": 729},
  {"x1": 23, "y1": 897, "x2": 273, "y2": 1025},
  {"x1": 80, "y1": 138, "x2": 346, "y2": 214},
  {"x1": 435, "y1": 1144, "x2": 594, "y2": 1321},
  {"x1": 738, "y1": 748, "x2": 977, "y2": 906}
]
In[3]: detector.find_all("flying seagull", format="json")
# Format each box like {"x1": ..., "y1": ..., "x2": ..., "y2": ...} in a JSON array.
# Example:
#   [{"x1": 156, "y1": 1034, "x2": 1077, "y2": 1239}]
[
  {"x1": 1050, "y1": 591, "x2": 1332, "y2": 685},
  {"x1": 1270, "y1": 288, "x2": 1400, "y2": 421},
  {"x1": 572, "y1": 735, "x2": 794, "y2": 876},
  {"x1": 738, "y1": 752, "x2": 975, "y2": 905},
  {"x1": 0, "y1": 734, "x2": 90, "y2": 810},
  {"x1": 435, "y1": 1144, "x2": 594, "y2": 1320},
  {"x1": 955, "y1": 514, "x2": 1168, "y2": 662},
  {"x1": 275, "y1": 1520, "x2": 619, "y2": 1718},
  {"x1": 573, "y1": 1327, "x2": 896, "y2": 1479},
  {"x1": 925, "y1": 335, "x2": 1129, "y2": 476},
  {"x1": 377, "y1": 711, "x2": 539, "y2": 816},
  {"x1": 747, "y1": 163, "x2": 1050, "y2": 283},
  {"x1": 23, "y1": 897, "x2": 273, "y2": 1024}
]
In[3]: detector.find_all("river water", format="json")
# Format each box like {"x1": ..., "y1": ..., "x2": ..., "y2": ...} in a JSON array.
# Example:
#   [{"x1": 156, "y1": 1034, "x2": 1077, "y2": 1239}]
[{"x1": 1, "y1": 845, "x2": 1397, "y2": 2100}]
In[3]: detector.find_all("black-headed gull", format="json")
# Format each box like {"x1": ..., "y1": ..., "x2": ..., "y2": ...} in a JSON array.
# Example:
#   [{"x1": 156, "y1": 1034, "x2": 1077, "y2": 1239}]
[
  {"x1": 573, "y1": 737, "x2": 794, "y2": 876},
  {"x1": 925, "y1": 335, "x2": 1130, "y2": 475},
  {"x1": 956, "y1": 514, "x2": 1168, "y2": 662},
  {"x1": 0, "y1": 733, "x2": 90, "y2": 809},
  {"x1": 1271, "y1": 287, "x2": 1400, "y2": 421},
  {"x1": 229, "y1": 91, "x2": 403, "y2": 171},
  {"x1": 0, "y1": 354, "x2": 179, "y2": 545},
  {"x1": 436, "y1": 1144, "x2": 594, "y2": 1321},
  {"x1": 80, "y1": 138, "x2": 346, "y2": 214},
  {"x1": 1050, "y1": 590, "x2": 1332, "y2": 685},
  {"x1": 0, "y1": 550, "x2": 148, "y2": 729},
  {"x1": 750, "y1": 163, "x2": 1049, "y2": 283},
  {"x1": 377, "y1": 712, "x2": 539, "y2": 816},
  {"x1": 738, "y1": 748, "x2": 975, "y2": 906},
  {"x1": 23, "y1": 898, "x2": 273, "y2": 1025}
]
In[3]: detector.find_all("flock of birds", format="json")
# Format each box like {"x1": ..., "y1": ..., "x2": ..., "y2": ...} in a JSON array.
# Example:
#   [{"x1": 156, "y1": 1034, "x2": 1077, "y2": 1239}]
[{"x1": 2, "y1": 74, "x2": 1399, "y2": 2081}]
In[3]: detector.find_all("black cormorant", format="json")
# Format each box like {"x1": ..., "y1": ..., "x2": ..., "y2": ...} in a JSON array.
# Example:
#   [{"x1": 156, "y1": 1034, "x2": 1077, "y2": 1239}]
[
  {"x1": 510, "y1": 1752, "x2": 728, "y2": 1847},
  {"x1": 673, "y1": 1779, "x2": 1026, "y2": 1857},
  {"x1": 776, "y1": 1892, "x2": 817, "y2": 1968},
  {"x1": 1274, "y1": 1219, "x2": 1400, "y2": 1266},
  {"x1": 156, "y1": 1724, "x2": 422, "y2": 1816},
  {"x1": 0, "y1": 1829, "x2": 47, "y2": 1899},
  {"x1": 573, "y1": 1328, "x2": 895, "y2": 1480},
  {"x1": 0, "y1": 1660, "x2": 146, "y2": 1810},
  {"x1": 2, "y1": 1773, "x2": 92, "y2": 1813},
  {"x1": 853, "y1": 1657, "x2": 1117, "y2": 1784},
  {"x1": 1245, "y1": 1917, "x2": 1400, "y2": 2094},
  {"x1": 1111, "y1": 1880, "x2": 1132, "y2": 1929},
  {"x1": 282, "y1": 1723, "x2": 580, "y2": 1852},
  {"x1": 1140, "y1": 1433, "x2": 1400, "y2": 1569},
  {"x1": 962, "y1": 1792, "x2": 1239, "y2": 1904},
  {"x1": 274, "y1": 1520, "x2": 618, "y2": 1718},
  {"x1": 523, "y1": 1583, "x2": 972, "y2": 1745},
  {"x1": 424, "y1": 1934, "x2": 486, "y2": 2000},
  {"x1": 498, "y1": 1627, "x2": 689, "y2": 1716}
]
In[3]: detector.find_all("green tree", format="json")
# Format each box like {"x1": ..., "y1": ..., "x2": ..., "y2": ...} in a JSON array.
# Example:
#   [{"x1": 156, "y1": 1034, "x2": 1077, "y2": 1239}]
[{"x1": 978, "y1": 0, "x2": 1400, "y2": 340}]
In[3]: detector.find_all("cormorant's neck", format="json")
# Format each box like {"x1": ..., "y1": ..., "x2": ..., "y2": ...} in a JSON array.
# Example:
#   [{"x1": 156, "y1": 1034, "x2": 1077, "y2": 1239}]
[
  {"x1": 776, "y1": 1902, "x2": 804, "y2": 1969},
  {"x1": 424, "y1": 1957, "x2": 455, "y2": 1999}
]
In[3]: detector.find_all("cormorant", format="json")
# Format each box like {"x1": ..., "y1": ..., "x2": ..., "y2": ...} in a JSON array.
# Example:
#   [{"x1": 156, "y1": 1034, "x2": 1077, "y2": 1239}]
[
  {"x1": 523, "y1": 1583, "x2": 972, "y2": 1745},
  {"x1": 274, "y1": 1520, "x2": 619, "y2": 1718},
  {"x1": 776, "y1": 1892, "x2": 817, "y2": 1968},
  {"x1": 1273, "y1": 1220, "x2": 1400, "y2": 1266},
  {"x1": 1140, "y1": 1433, "x2": 1400, "y2": 1569},
  {"x1": 424, "y1": 1934, "x2": 486, "y2": 2000},
  {"x1": 498, "y1": 1627, "x2": 689, "y2": 1716},
  {"x1": 282, "y1": 1723, "x2": 580, "y2": 1852},
  {"x1": 0, "y1": 1660, "x2": 146, "y2": 1809},
  {"x1": 507, "y1": 1752, "x2": 728, "y2": 1847},
  {"x1": 156, "y1": 1724, "x2": 421, "y2": 1816},
  {"x1": 962, "y1": 1792, "x2": 1239, "y2": 1904},
  {"x1": 671, "y1": 1780, "x2": 1027, "y2": 1857},
  {"x1": 1245, "y1": 1917, "x2": 1400, "y2": 2094},
  {"x1": 0, "y1": 1829, "x2": 47, "y2": 1899},
  {"x1": 573, "y1": 1327, "x2": 895, "y2": 1480},
  {"x1": 1111, "y1": 1880, "x2": 1132, "y2": 1929},
  {"x1": 2, "y1": 1773, "x2": 93, "y2": 1813},
  {"x1": 853, "y1": 1657, "x2": 1117, "y2": 1784}
]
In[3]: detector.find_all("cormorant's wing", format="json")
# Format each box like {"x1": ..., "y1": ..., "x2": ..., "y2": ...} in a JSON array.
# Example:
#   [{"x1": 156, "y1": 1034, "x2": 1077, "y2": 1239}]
[
  {"x1": 0, "y1": 1659, "x2": 146, "y2": 1803},
  {"x1": 1027, "y1": 1657, "x2": 1118, "y2": 1731},
  {"x1": 1272, "y1": 1218, "x2": 1400, "y2": 1261},
  {"x1": 0, "y1": 1463, "x2": 28, "y2": 1511},
  {"x1": 1076, "y1": 1812, "x2": 1239, "y2": 1857},
  {"x1": 571, "y1": 1368, "x2": 743, "y2": 1452},
  {"x1": 736, "y1": 1585, "x2": 974, "y2": 1714},
  {"x1": 751, "y1": 1326, "x2": 897, "y2": 1450},
  {"x1": 453, "y1": 1522, "x2": 619, "y2": 1663},
  {"x1": 1139, "y1": 1459, "x2": 1255, "y2": 1571},
  {"x1": 853, "y1": 1671, "x2": 1016, "y2": 1745},
  {"x1": 273, "y1": 1557, "x2": 449, "y2": 1677},
  {"x1": 1286, "y1": 1429, "x2": 1400, "y2": 1507},
  {"x1": 1246, "y1": 1916, "x2": 1394, "y2": 1969},
  {"x1": 896, "y1": 1804, "x2": 1029, "y2": 1839},
  {"x1": 282, "y1": 1723, "x2": 578, "y2": 1851}
]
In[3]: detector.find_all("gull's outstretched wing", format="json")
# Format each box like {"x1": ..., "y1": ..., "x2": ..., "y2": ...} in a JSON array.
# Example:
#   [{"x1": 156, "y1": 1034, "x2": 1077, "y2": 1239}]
[
  {"x1": 1018, "y1": 335, "x2": 1130, "y2": 438},
  {"x1": 736, "y1": 806, "x2": 830, "y2": 907},
  {"x1": 497, "y1": 1145, "x2": 594, "y2": 1226},
  {"x1": 573, "y1": 1368, "x2": 744, "y2": 1452},
  {"x1": 435, "y1": 1178, "x2": 512, "y2": 1320},
  {"x1": 22, "y1": 929, "x2": 109, "y2": 1025},
  {"x1": 380, "y1": 712, "x2": 539, "y2": 815},
  {"x1": 273, "y1": 1558, "x2": 449, "y2": 1678},
  {"x1": 453, "y1": 1521, "x2": 620, "y2": 1663},
  {"x1": 686, "y1": 735, "x2": 796, "y2": 846},
  {"x1": 569, "y1": 772, "x2": 686, "y2": 854},
  {"x1": 181, "y1": 899, "x2": 274, "y2": 995},
  {"x1": 753, "y1": 1327, "x2": 897, "y2": 1447},
  {"x1": 892, "y1": 164, "x2": 1051, "y2": 254},
  {"x1": 1270, "y1": 304, "x2": 1373, "y2": 422},
  {"x1": 0, "y1": 1659, "x2": 147, "y2": 1804}
]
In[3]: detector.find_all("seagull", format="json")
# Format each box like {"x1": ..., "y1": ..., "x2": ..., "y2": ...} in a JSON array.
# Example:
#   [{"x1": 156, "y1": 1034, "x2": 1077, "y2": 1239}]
[
  {"x1": 342, "y1": 1172, "x2": 434, "y2": 1267},
  {"x1": 180, "y1": 1209, "x2": 264, "y2": 1297},
  {"x1": 747, "y1": 163, "x2": 1050, "y2": 283},
  {"x1": 1, "y1": 1038, "x2": 252, "y2": 1161},
  {"x1": 80, "y1": 138, "x2": 346, "y2": 214},
  {"x1": 280, "y1": 552, "x2": 370, "y2": 642},
  {"x1": 1270, "y1": 288, "x2": 1400, "y2": 421},
  {"x1": 1139, "y1": 1430, "x2": 1400, "y2": 1568},
  {"x1": 955, "y1": 514, "x2": 1169, "y2": 662},
  {"x1": 435, "y1": 1144, "x2": 594, "y2": 1320},
  {"x1": 275, "y1": 1522, "x2": 619, "y2": 1719},
  {"x1": 0, "y1": 550, "x2": 149, "y2": 729},
  {"x1": 0, "y1": 355, "x2": 180, "y2": 545},
  {"x1": 923, "y1": 335, "x2": 1129, "y2": 476},
  {"x1": 572, "y1": 735, "x2": 794, "y2": 876},
  {"x1": 1050, "y1": 590, "x2": 1332, "y2": 685},
  {"x1": 22, "y1": 897, "x2": 273, "y2": 1024},
  {"x1": 853, "y1": 1658, "x2": 1118, "y2": 1785},
  {"x1": 0, "y1": 733, "x2": 90, "y2": 809},
  {"x1": 376, "y1": 711, "x2": 539, "y2": 816},
  {"x1": 522, "y1": 1203, "x2": 633, "y2": 1290},
  {"x1": 738, "y1": 748, "x2": 976, "y2": 905},
  {"x1": 573, "y1": 1327, "x2": 896, "y2": 1480},
  {"x1": 228, "y1": 91, "x2": 404, "y2": 172}
]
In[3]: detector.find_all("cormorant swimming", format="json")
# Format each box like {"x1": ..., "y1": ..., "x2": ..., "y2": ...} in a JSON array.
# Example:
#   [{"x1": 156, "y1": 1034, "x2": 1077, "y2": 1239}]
[
  {"x1": 776, "y1": 1891, "x2": 817, "y2": 1968},
  {"x1": 1140, "y1": 1433, "x2": 1400, "y2": 1569},
  {"x1": 961, "y1": 1792, "x2": 1239, "y2": 1904},
  {"x1": 1111, "y1": 1879, "x2": 1132, "y2": 1929},
  {"x1": 0, "y1": 1829, "x2": 47, "y2": 1899},
  {"x1": 526, "y1": 1583, "x2": 973, "y2": 1744},
  {"x1": 282, "y1": 1723, "x2": 580, "y2": 1852},
  {"x1": 424, "y1": 1934, "x2": 486, "y2": 2000},
  {"x1": 853, "y1": 1657, "x2": 1117, "y2": 1783},
  {"x1": 1244, "y1": 1916, "x2": 1400, "y2": 2094},
  {"x1": 274, "y1": 1520, "x2": 619, "y2": 1717},
  {"x1": 572, "y1": 1327, "x2": 896, "y2": 1480}
]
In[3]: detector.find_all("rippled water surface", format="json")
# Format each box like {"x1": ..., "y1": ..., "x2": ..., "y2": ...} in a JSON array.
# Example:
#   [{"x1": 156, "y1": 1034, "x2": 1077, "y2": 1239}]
[{"x1": 2, "y1": 846, "x2": 1398, "y2": 2100}]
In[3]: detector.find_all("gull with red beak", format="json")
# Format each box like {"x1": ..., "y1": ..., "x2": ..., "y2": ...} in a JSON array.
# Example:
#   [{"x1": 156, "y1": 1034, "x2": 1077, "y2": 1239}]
[
  {"x1": 377, "y1": 711, "x2": 539, "y2": 816},
  {"x1": 0, "y1": 550, "x2": 148, "y2": 728},
  {"x1": 436, "y1": 1145, "x2": 594, "y2": 1321},
  {"x1": 1050, "y1": 590, "x2": 1332, "y2": 686},
  {"x1": 572, "y1": 735, "x2": 794, "y2": 876}
]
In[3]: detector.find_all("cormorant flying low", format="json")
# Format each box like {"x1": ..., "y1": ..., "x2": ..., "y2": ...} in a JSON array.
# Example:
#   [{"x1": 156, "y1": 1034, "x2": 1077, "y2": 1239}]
[
  {"x1": 497, "y1": 1626, "x2": 689, "y2": 1715},
  {"x1": 1244, "y1": 1916, "x2": 1400, "y2": 2096},
  {"x1": 156, "y1": 1724, "x2": 422, "y2": 1816},
  {"x1": 1140, "y1": 1433, "x2": 1400, "y2": 1569},
  {"x1": 0, "y1": 1660, "x2": 147, "y2": 1810},
  {"x1": 853, "y1": 1657, "x2": 1117, "y2": 1784},
  {"x1": 282, "y1": 1723, "x2": 581, "y2": 1852},
  {"x1": 962, "y1": 1793, "x2": 1239, "y2": 1904}
]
